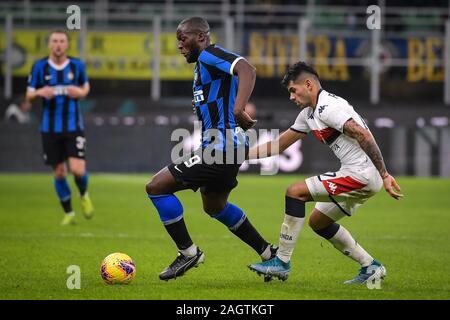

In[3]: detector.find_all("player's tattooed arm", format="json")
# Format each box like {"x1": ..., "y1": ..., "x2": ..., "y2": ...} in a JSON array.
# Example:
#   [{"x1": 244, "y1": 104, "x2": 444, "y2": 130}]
[
  {"x1": 343, "y1": 118, "x2": 387, "y2": 176},
  {"x1": 247, "y1": 129, "x2": 305, "y2": 160},
  {"x1": 343, "y1": 118, "x2": 403, "y2": 200}
]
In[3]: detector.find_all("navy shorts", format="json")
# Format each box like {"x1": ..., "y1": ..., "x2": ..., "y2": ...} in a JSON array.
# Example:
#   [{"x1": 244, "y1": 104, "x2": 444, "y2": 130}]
[
  {"x1": 41, "y1": 131, "x2": 86, "y2": 166},
  {"x1": 168, "y1": 149, "x2": 245, "y2": 194}
]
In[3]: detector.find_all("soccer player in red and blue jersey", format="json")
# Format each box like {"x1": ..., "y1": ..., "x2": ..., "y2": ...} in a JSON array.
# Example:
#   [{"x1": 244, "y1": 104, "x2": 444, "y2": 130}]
[{"x1": 26, "y1": 30, "x2": 94, "y2": 225}]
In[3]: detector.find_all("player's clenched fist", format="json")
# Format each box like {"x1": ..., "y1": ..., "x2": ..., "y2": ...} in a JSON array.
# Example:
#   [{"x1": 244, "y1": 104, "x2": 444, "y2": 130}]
[{"x1": 235, "y1": 110, "x2": 257, "y2": 131}]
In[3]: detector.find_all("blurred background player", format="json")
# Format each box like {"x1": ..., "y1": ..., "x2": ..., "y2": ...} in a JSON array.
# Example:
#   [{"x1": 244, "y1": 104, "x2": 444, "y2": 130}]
[
  {"x1": 25, "y1": 30, "x2": 94, "y2": 226},
  {"x1": 248, "y1": 62, "x2": 403, "y2": 284},
  {"x1": 146, "y1": 17, "x2": 276, "y2": 281},
  {"x1": 4, "y1": 97, "x2": 32, "y2": 124}
]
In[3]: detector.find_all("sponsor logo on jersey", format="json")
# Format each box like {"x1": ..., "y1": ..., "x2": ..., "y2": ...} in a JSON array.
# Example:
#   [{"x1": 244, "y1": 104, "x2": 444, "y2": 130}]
[
  {"x1": 54, "y1": 85, "x2": 67, "y2": 96},
  {"x1": 193, "y1": 89, "x2": 204, "y2": 103},
  {"x1": 318, "y1": 105, "x2": 327, "y2": 114}
]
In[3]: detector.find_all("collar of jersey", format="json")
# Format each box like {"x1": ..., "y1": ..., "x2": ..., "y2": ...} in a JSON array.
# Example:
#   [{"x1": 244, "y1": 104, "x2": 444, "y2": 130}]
[
  {"x1": 314, "y1": 88, "x2": 324, "y2": 108},
  {"x1": 198, "y1": 44, "x2": 216, "y2": 59},
  {"x1": 47, "y1": 58, "x2": 70, "y2": 70}
]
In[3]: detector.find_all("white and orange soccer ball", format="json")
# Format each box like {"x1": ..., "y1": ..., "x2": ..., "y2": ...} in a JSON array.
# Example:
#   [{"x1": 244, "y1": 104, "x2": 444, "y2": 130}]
[{"x1": 100, "y1": 253, "x2": 136, "y2": 284}]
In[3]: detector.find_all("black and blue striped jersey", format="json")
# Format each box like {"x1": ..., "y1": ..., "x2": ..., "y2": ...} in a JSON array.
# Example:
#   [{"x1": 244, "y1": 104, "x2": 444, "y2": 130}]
[
  {"x1": 193, "y1": 44, "x2": 247, "y2": 151},
  {"x1": 28, "y1": 57, "x2": 88, "y2": 133}
]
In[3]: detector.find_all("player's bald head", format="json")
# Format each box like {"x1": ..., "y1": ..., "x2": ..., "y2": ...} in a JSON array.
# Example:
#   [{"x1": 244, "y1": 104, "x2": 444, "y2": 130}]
[{"x1": 177, "y1": 17, "x2": 210, "y2": 36}]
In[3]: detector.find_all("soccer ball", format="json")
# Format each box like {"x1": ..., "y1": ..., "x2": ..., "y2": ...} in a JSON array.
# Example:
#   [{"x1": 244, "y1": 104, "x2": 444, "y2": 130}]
[{"x1": 100, "y1": 253, "x2": 136, "y2": 284}]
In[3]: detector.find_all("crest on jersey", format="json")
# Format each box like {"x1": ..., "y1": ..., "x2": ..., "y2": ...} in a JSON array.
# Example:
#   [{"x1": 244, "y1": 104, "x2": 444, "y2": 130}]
[{"x1": 68, "y1": 71, "x2": 74, "y2": 80}]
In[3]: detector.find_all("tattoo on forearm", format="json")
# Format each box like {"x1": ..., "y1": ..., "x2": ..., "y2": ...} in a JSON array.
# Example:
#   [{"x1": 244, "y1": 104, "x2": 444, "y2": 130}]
[
  {"x1": 359, "y1": 138, "x2": 387, "y2": 177},
  {"x1": 344, "y1": 119, "x2": 387, "y2": 177}
]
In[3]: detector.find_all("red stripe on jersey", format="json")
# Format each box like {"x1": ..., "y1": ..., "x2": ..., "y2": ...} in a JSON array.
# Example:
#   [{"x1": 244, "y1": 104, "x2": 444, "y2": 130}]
[
  {"x1": 312, "y1": 127, "x2": 340, "y2": 144},
  {"x1": 322, "y1": 176, "x2": 366, "y2": 195}
]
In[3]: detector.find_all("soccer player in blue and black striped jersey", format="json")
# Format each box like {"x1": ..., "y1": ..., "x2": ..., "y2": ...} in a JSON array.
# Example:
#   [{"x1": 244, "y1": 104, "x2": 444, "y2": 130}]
[
  {"x1": 146, "y1": 17, "x2": 277, "y2": 281},
  {"x1": 26, "y1": 30, "x2": 94, "y2": 226}
]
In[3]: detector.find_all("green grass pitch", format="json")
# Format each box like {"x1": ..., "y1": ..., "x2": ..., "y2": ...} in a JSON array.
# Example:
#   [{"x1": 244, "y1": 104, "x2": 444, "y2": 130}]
[{"x1": 0, "y1": 174, "x2": 449, "y2": 300}]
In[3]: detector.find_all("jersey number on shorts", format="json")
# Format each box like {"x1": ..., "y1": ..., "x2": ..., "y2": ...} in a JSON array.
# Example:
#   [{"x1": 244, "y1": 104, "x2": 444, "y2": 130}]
[
  {"x1": 76, "y1": 136, "x2": 86, "y2": 151},
  {"x1": 184, "y1": 155, "x2": 201, "y2": 168}
]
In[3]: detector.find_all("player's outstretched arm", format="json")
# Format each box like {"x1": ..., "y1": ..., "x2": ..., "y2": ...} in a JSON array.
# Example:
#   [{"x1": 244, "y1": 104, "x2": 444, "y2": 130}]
[
  {"x1": 343, "y1": 118, "x2": 403, "y2": 200},
  {"x1": 248, "y1": 128, "x2": 305, "y2": 160},
  {"x1": 232, "y1": 59, "x2": 257, "y2": 131}
]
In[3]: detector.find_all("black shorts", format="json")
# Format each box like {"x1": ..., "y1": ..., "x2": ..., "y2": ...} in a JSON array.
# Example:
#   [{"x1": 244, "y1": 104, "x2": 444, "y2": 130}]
[
  {"x1": 168, "y1": 149, "x2": 243, "y2": 194},
  {"x1": 41, "y1": 131, "x2": 86, "y2": 166}
]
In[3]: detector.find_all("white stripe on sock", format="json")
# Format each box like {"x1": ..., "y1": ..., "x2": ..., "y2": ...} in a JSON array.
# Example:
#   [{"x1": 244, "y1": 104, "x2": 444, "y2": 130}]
[{"x1": 180, "y1": 244, "x2": 197, "y2": 258}]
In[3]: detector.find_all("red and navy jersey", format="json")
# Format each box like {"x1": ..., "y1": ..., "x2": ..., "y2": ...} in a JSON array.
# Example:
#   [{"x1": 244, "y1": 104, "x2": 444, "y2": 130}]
[
  {"x1": 290, "y1": 89, "x2": 371, "y2": 168},
  {"x1": 28, "y1": 57, "x2": 88, "y2": 133},
  {"x1": 193, "y1": 44, "x2": 247, "y2": 151}
]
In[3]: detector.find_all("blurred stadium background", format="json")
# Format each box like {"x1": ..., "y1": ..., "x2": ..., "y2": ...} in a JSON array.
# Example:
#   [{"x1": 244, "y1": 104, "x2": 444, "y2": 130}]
[{"x1": 1, "y1": 0, "x2": 449, "y2": 176}]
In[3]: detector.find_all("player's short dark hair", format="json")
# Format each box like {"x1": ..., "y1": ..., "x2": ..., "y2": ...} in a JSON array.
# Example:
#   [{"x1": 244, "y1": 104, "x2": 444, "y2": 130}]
[
  {"x1": 281, "y1": 61, "x2": 319, "y2": 87},
  {"x1": 178, "y1": 17, "x2": 210, "y2": 35}
]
